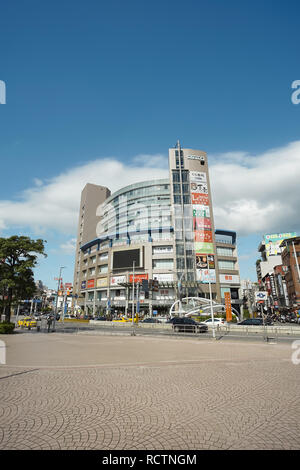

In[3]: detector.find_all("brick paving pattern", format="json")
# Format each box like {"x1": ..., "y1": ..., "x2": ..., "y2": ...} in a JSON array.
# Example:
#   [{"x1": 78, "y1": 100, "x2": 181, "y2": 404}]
[{"x1": 0, "y1": 333, "x2": 300, "y2": 450}]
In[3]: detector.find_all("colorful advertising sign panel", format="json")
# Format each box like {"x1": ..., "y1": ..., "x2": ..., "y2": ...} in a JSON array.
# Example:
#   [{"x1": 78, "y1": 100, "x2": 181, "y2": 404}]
[
  {"x1": 194, "y1": 230, "x2": 213, "y2": 243},
  {"x1": 81, "y1": 280, "x2": 86, "y2": 289},
  {"x1": 129, "y1": 273, "x2": 149, "y2": 283},
  {"x1": 194, "y1": 242, "x2": 214, "y2": 254},
  {"x1": 191, "y1": 193, "x2": 209, "y2": 205},
  {"x1": 196, "y1": 254, "x2": 215, "y2": 269},
  {"x1": 110, "y1": 275, "x2": 126, "y2": 286},
  {"x1": 87, "y1": 279, "x2": 95, "y2": 289},
  {"x1": 264, "y1": 232, "x2": 297, "y2": 257},
  {"x1": 191, "y1": 182, "x2": 208, "y2": 194},
  {"x1": 97, "y1": 277, "x2": 108, "y2": 288},
  {"x1": 193, "y1": 217, "x2": 211, "y2": 230},
  {"x1": 192, "y1": 205, "x2": 210, "y2": 218},
  {"x1": 196, "y1": 269, "x2": 216, "y2": 283}
]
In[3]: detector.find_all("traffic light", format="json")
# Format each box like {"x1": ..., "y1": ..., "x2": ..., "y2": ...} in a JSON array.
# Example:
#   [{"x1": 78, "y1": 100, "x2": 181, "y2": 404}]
[{"x1": 153, "y1": 279, "x2": 159, "y2": 292}]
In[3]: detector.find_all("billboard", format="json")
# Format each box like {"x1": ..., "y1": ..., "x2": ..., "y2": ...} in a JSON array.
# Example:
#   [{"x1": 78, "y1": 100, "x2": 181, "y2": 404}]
[
  {"x1": 196, "y1": 269, "x2": 216, "y2": 283},
  {"x1": 112, "y1": 248, "x2": 142, "y2": 269},
  {"x1": 192, "y1": 205, "x2": 210, "y2": 218},
  {"x1": 194, "y1": 230, "x2": 213, "y2": 243},
  {"x1": 111, "y1": 275, "x2": 126, "y2": 285},
  {"x1": 193, "y1": 217, "x2": 211, "y2": 230},
  {"x1": 87, "y1": 279, "x2": 95, "y2": 289},
  {"x1": 194, "y1": 242, "x2": 214, "y2": 254},
  {"x1": 97, "y1": 277, "x2": 108, "y2": 288},
  {"x1": 264, "y1": 232, "x2": 297, "y2": 257},
  {"x1": 191, "y1": 193, "x2": 209, "y2": 205},
  {"x1": 196, "y1": 254, "x2": 215, "y2": 269},
  {"x1": 129, "y1": 273, "x2": 148, "y2": 283},
  {"x1": 190, "y1": 182, "x2": 208, "y2": 194}
]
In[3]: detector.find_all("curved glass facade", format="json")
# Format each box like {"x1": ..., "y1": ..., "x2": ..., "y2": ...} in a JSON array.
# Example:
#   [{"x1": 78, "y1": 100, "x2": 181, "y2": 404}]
[{"x1": 95, "y1": 179, "x2": 172, "y2": 247}]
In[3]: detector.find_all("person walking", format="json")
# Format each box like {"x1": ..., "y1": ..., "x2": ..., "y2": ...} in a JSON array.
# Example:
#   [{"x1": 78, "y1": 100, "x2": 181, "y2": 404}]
[{"x1": 47, "y1": 315, "x2": 52, "y2": 333}]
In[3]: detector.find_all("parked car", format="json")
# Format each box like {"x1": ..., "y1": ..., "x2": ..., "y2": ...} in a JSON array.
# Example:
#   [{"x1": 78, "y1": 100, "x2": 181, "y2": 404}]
[
  {"x1": 95, "y1": 316, "x2": 108, "y2": 321},
  {"x1": 154, "y1": 316, "x2": 169, "y2": 323},
  {"x1": 141, "y1": 318, "x2": 161, "y2": 323},
  {"x1": 237, "y1": 318, "x2": 273, "y2": 326},
  {"x1": 203, "y1": 318, "x2": 226, "y2": 326},
  {"x1": 169, "y1": 317, "x2": 208, "y2": 333}
]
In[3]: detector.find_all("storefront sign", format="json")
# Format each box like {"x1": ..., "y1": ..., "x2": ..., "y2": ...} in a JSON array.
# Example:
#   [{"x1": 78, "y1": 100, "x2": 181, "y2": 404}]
[
  {"x1": 111, "y1": 275, "x2": 126, "y2": 285},
  {"x1": 219, "y1": 274, "x2": 240, "y2": 284},
  {"x1": 87, "y1": 279, "x2": 95, "y2": 289},
  {"x1": 129, "y1": 273, "x2": 149, "y2": 283},
  {"x1": 97, "y1": 277, "x2": 108, "y2": 288}
]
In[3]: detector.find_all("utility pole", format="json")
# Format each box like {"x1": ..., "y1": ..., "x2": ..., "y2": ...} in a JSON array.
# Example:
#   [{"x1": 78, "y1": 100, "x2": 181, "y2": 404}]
[
  {"x1": 54, "y1": 266, "x2": 65, "y2": 331},
  {"x1": 132, "y1": 260, "x2": 135, "y2": 325}
]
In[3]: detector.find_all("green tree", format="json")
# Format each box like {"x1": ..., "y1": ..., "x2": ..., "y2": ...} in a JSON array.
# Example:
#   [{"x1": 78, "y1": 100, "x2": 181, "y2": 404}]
[{"x1": 0, "y1": 236, "x2": 47, "y2": 322}]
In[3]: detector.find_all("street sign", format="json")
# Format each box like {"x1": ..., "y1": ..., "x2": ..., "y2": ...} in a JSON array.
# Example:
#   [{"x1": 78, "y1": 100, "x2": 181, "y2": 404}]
[{"x1": 255, "y1": 292, "x2": 268, "y2": 301}]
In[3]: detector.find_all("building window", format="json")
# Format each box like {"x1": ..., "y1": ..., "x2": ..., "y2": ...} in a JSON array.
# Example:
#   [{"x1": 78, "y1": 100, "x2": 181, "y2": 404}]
[
  {"x1": 153, "y1": 259, "x2": 174, "y2": 270},
  {"x1": 217, "y1": 247, "x2": 234, "y2": 257},
  {"x1": 99, "y1": 265, "x2": 108, "y2": 274},
  {"x1": 218, "y1": 260, "x2": 235, "y2": 270}
]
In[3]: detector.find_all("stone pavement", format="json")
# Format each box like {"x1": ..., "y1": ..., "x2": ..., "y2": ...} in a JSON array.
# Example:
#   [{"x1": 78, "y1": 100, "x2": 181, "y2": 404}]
[{"x1": 0, "y1": 333, "x2": 300, "y2": 450}]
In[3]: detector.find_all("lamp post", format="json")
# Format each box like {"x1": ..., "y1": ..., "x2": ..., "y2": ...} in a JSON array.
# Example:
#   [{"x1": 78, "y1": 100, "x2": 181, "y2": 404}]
[{"x1": 53, "y1": 266, "x2": 65, "y2": 331}]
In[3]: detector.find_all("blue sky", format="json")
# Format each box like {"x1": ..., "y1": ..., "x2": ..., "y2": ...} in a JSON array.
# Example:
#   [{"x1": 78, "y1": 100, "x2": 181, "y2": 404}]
[{"x1": 0, "y1": 0, "x2": 300, "y2": 288}]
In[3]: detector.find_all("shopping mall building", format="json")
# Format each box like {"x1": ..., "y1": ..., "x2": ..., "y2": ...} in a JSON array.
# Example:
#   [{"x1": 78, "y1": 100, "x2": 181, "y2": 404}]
[{"x1": 73, "y1": 143, "x2": 242, "y2": 317}]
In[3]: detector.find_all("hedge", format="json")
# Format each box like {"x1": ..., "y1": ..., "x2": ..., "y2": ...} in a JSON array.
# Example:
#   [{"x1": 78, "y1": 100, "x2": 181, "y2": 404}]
[{"x1": 0, "y1": 322, "x2": 15, "y2": 334}]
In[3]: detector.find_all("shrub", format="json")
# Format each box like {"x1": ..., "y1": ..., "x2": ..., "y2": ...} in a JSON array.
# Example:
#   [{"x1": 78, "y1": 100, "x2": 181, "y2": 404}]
[{"x1": 0, "y1": 322, "x2": 15, "y2": 334}]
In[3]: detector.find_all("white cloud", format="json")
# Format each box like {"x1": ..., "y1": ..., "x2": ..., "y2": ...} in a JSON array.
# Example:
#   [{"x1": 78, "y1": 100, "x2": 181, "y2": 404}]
[
  {"x1": 0, "y1": 155, "x2": 168, "y2": 235},
  {"x1": 59, "y1": 238, "x2": 77, "y2": 254},
  {"x1": 209, "y1": 140, "x2": 300, "y2": 235},
  {"x1": 0, "y1": 142, "x2": 299, "y2": 238}
]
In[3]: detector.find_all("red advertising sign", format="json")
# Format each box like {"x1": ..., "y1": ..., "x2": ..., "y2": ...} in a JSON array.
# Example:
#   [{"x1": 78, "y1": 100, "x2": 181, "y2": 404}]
[
  {"x1": 87, "y1": 279, "x2": 95, "y2": 288},
  {"x1": 129, "y1": 273, "x2": 149, "y2": 283},
  {"x1": 193, "y1": 217, "x2": 211, "y2": 230},
  {"x1": 191, "y1": 193, "x2": 209, "y2": 205},
  {"x1": 194, "y1": 230, "x2": 213, "y2": 243}
]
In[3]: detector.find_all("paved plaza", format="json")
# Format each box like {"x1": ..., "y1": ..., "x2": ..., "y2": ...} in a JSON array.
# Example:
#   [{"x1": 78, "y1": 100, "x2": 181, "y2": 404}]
[{"x1": 0, "y1": 332, "x2": 300, "y2": 450}]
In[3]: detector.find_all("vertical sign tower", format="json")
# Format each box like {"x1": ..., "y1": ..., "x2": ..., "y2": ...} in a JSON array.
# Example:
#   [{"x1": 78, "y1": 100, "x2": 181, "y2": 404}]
[{"x1": 169, "y1": 142, "x2": 221, "y2": 302}]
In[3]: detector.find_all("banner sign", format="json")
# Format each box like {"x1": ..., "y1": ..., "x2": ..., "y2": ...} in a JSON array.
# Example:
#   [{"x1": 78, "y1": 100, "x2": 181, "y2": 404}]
[
  {"x1": 129, "y1": 273, "x2": 149, "y2": 283},
  {"x1": 96, "y1": 277, "x2": 108, "y2": 288},
  {"x1": 111, "y1": 275, "x2": 126, "y2": 285},
  {"x1": 264, "y1": 232, "x2": 297, "y2": 257},
  {"x1": 193, "y1": 205, "x2": 210, "y2": 218},
  {"x1": 196, "y1": 269, "x2": 216, "y2": 283},
  {"x1": 87, "y1": 279, "x2": 95, "y2": 289},
  {"x1": 224, "y1": 292, "x2": 232, "y2": 322}
]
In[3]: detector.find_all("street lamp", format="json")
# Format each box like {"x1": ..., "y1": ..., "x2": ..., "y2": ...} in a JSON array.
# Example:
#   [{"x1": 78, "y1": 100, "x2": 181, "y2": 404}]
[{"x1": 53, "y1": 266, "x2": 66, "y2": 331}]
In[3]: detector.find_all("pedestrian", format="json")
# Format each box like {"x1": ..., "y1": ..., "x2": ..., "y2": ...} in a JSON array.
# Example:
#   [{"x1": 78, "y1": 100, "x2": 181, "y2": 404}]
[
  {"x1": 47, "y1": 315, "x2": 52, "y2": 333},
  {"x1": 36, "y1": 317, "x2": 41, "y2": 332}
]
